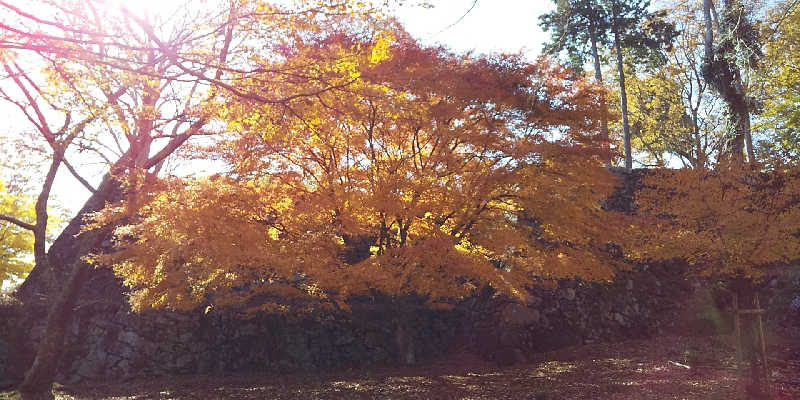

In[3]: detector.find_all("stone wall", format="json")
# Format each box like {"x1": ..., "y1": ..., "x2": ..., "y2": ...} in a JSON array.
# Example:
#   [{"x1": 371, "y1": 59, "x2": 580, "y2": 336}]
[
  {"x1": 470, "y1": 261, "x2": 692, "y2": 365},
  {"x1": 2, "y1": 260, "x2": 701, "y2": 385},
  {"x1": 22, "y1": 293, "x2": 464, "y2": 384}
]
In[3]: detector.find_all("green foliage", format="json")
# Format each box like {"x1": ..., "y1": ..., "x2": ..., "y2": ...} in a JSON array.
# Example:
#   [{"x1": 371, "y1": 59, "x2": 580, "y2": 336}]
[
  {"x1": 539, "y1": 0, "x2": 677, "y2": 71},
  {"x1": 539, "y1": 0, "x2": 610, "y2": 73},
  {"x1": 610, "y1": 63, "x2": 690, "y2": 166}
]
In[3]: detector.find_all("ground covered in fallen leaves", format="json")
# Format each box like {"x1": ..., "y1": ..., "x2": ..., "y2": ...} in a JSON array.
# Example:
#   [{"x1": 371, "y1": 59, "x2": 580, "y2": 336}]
[{"x1": 5, "y1": 331, "x2": 800, "y2": 399}]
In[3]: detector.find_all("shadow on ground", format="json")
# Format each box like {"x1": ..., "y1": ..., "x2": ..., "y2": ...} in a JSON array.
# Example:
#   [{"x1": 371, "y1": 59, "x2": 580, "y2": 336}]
[{"x1": 8, "y1": 333, "x2": 800, "y2": 400}]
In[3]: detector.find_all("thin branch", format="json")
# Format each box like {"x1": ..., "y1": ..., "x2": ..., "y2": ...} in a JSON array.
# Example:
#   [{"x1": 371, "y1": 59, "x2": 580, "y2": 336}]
[
  {"x1": 61, "y1": 157, "x2": 97, "y2": 193},
  {"x1": 0, "y1": 0, "x2": 119, "y2": 38},
  {"x1": 430, "y1": 0, "x2": 479, "y2": 38},
  {"x1": 2, "y1": 63, "x2": 54, "y2": 142},
  {"x1": 0, "y1": 214, "x2": 36, "y2": 231}
]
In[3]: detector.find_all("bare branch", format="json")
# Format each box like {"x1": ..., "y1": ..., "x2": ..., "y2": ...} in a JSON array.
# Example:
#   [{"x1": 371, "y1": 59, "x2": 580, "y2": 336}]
[
  {"x1": 2, "y1": 63, "x2": 55, "y2": 142},
  {"x1": 0, "y1": 213, "x2": 35, "y2": 231},
  {"x1": 61, "y1": 157, "x2": 97, "y2": 193}
]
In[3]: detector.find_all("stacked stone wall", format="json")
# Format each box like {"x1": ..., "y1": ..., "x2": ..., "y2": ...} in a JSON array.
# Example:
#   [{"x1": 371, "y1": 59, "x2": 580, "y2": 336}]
[{"x1": 4, "y1": 260, "x2": 700, "y2": 384}]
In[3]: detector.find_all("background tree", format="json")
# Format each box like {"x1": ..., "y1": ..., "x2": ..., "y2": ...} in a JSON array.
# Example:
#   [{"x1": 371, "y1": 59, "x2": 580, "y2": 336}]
[
  {"x1": 701, "y1": 0, "x2": 763, "y2": 164},
  {"x1": 757, "y1": 0, "x2": 800, "y2": 165},
  {"x1": 616, "y1": 0, "x2": 726, "y2": 168},
  {"x1": 540, "y1": 0, "x2": 677, "y2": 170}
]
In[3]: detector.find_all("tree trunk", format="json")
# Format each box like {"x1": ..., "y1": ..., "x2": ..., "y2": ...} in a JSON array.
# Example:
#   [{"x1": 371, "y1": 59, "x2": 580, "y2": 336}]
[
  {"x1": 692, "y1": 113, "x2": 705, "y2": 169},
  {"x1": 703, "y1": 0, "x2": 714, "y2": 62},
  {"x1": 701, "y1": 0, "x2": 749, "y2": 166},
  {"x1": 15, "y1": 175, "x2": 123, "y2": 398},
  {"x1": 17, "y1": 174, "x2": 122, "y2": 302},
  {"x1": 745, "y1": 118, "x2": 755, "y2": 163},
  {"x1": 588, "y1": 24, "x2": 609, "y2": 147},
  {"x1": 18, "y1": 262, "x2": 90, "y2": 400},
  {"x1": 18, "y1": 218, "x2": 112, "y2": 399},
  {"x1": 613, "y1": 33, "x2": 632, "y2": 171},
  {"x1": 391, "y1": 300, "x2": 416, "y2": 365},
  {"x1": 727, "y1": 107, "x2": 747, "y2": 163}
]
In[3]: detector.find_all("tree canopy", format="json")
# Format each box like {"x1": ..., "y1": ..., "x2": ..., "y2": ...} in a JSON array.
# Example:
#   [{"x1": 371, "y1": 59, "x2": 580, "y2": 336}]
[{"x1": 90, "y1": 22, "x2": 627, "y2": 313}]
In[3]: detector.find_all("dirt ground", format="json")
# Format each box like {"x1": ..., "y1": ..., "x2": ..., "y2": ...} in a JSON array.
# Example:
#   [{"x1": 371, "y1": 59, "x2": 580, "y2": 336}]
[{"x1": 4, "y1": 330, "x2": 800, "y2": 400}]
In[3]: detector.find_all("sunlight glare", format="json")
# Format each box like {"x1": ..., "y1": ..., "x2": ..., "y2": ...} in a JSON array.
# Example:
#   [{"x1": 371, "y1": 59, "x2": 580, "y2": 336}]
[{"x1": 104, "y1": 0, "x2": 186, "y2": 20}]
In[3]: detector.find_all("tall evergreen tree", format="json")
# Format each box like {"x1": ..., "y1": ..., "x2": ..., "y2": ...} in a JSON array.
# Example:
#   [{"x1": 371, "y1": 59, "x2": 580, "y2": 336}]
[
  {"x1": 540, "y1": 0, "x2": 611, "y2": 149},
  {"x1": 540, "y1": 0, "x2": 677, "y2": 170}
]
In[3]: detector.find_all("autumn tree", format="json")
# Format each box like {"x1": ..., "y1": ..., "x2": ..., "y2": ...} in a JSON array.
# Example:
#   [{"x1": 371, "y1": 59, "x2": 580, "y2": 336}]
[
  {"x1": 0, "y1": 181, "x2": 36, "y2": 286},
  {"x1": 757, "y1": 0, "x2": 800, "y2": 165},
  {"x1": 631, "y1": 163, "x2": 800, "y2": 393},
  {"x1": 635, "y1": 167, "x2": 800, "y2": 279},
  {"x1": 0, "y1": 1, "x2": 397, "y2": 398},
  {"x1": 92, "y1": 22, "x2": 629, "y2": 323}
]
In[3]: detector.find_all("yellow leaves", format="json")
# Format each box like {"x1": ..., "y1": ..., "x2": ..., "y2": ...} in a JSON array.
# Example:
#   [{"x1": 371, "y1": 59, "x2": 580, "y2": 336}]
[
  {"x1": 333, "y1": 57, "x2": 362, "y2": 81},
  {"x1": 0, "y1": 181, "x2": 67, "y2": 285},
  {"x1": 92, "y1": 22, "x2": 631, "y2": 313},
  {"x1": 369, "y1": 30, "x2": 394, "y2": 66},
  {"x1": 636, "y1": 167, "x2": 800, "y2": 278}
]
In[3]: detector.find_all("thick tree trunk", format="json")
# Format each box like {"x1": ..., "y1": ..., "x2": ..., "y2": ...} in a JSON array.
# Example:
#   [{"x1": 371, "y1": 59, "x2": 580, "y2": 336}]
[
  {"x1": 613, "y1": 33, "x2": 632, "y2": 171},
  {"x1": 701, "y1": 0, "x2": 749, "y2": 165}
]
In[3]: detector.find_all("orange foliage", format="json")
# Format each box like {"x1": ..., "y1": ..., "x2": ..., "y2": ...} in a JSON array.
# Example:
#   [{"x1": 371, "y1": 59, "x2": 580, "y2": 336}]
[
  {"x1": 633, "y1": 166, "x2": 800, "y2": 279},
  {"x1": 93, "y1": 23, "x2": 629, "y2": 313}
]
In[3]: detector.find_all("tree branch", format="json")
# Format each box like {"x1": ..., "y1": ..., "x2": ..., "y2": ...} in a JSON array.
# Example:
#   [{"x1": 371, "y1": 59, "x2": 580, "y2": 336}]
[
  {"x1": 0, "y1": 214, "x2": 36, "y2": 231},
  {"x1": 62, "y1": 157, "x2": 97, "y2": 193}
]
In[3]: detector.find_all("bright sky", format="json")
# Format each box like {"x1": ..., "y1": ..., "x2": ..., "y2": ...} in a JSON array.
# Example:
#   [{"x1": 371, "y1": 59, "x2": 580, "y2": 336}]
[{"x1": 396, "y1": 1, "x2": 554, "y2": 57}]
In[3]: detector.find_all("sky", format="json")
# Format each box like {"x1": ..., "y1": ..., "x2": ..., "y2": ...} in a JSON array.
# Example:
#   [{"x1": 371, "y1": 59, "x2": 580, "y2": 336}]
[{"x1": 395, "y1": 0, "x2": 554, "y2": 57}]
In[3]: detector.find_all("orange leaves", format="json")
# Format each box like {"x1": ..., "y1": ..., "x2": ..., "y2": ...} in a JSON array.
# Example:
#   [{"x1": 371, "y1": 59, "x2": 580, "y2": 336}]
[
  {"x1": 634, "y1": 167, "x2": 800, "y2": 279},
  {"x1": 93, "y1": 21, "x2": 629, "y2": 313}
]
